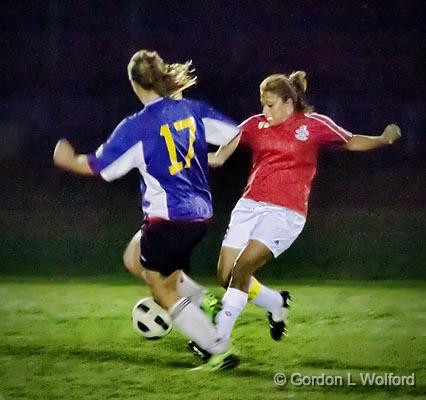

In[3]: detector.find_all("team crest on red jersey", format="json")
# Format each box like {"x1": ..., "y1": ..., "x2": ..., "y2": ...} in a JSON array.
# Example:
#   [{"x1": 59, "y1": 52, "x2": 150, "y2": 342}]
[
  {"x1": 295, "y1": 125, "x2": 310, "y2": 141},
  {"x1": 258, "y1": 121, "x2": 270, "y2": 129}
]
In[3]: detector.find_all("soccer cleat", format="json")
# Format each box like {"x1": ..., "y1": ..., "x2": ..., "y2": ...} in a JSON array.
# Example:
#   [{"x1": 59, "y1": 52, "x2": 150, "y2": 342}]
[
  {"x1": 188, "y1": 292, "x2": 221, "y2": 362},
  {"x1": 199, "y1": 291, "x2": 222, "y2": 324},
  {"x1": 190, "y1": 346, "x2": 240, "y2": 372},
  {"x1": 187, "y1": 340, "x2": 212, "y2": 362},
  {"x1": 267, "y1": 290, "x2": 291, "y2": 341}
]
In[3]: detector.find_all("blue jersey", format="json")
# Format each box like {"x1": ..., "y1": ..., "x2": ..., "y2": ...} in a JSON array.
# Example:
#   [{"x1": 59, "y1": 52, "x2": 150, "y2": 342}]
[{"x1": 88, "y1": 97, "x2": 238, "y2": 221}]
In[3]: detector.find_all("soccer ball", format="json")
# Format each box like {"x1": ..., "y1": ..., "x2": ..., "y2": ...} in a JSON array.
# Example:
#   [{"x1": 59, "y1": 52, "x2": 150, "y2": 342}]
[{"x1": 131, "y1": 297, "x2": 172, "y2": 340}]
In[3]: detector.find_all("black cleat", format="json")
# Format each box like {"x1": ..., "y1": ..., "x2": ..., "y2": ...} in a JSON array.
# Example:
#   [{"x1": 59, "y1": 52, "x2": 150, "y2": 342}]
[
  {"x1": 267, "y1": 291, "x2": 291, "y2": 341},
  {"x1": 187, "y1": 340, "x2": 212, "y2": 361}
]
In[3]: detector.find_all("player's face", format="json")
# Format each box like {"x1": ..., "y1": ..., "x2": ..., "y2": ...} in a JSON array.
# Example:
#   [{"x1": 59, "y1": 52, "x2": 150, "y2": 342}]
[{"x1": 261, "y1": 91, "x2": 292, "y2": 125}]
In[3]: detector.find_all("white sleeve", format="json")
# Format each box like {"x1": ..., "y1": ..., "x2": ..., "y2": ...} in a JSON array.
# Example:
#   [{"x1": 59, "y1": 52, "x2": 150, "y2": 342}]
[
  {"x1": 99, "y1": 142, "x2": 144, "y2": 182},
  {"x1": 203, "y1": 117, "x2": 240, "y2": 146}
]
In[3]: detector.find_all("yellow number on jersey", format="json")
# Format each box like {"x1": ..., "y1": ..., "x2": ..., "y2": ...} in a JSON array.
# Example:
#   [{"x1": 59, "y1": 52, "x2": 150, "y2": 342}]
[{"x1": 160, "y1": 117, "x2": 196, "y2": 175}]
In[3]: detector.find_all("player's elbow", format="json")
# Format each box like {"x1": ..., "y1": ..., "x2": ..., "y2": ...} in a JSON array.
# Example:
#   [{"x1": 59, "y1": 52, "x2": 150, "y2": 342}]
[{"x1": 345, "y1": 138, "x2": 363, "y2": 152}]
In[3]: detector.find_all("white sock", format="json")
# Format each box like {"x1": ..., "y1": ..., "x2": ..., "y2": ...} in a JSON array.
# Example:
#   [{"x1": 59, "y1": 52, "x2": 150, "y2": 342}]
[
  {"x1": 216, "y1": 288, "x2": 248, "y2": 339},
  {"x1": 177, "y1": 272, "x2": 205, "y2": 307},
  {"x1": 169, "y1": 297, "x2": 229, "y2": 354},
  {"x1": 250, "y1": 278, "x2": 284, "y2": 320}
]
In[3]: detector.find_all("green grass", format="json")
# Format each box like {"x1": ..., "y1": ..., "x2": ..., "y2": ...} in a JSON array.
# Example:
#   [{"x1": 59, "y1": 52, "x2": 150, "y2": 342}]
[{"x1": 0, "y1": 277, "x2": 425, "y2": 399}]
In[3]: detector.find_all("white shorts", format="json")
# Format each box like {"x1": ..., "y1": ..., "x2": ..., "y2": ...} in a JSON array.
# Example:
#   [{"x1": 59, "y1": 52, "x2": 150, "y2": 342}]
[{"x1": 222, "y1": 198, "x2": 306, "y2": 258}]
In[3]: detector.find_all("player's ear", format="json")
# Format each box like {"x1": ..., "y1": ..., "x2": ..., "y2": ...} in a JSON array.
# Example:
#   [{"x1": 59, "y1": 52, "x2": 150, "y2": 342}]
[{"x1": 284, "y1": 97, "x2": 293, "y2": 106}]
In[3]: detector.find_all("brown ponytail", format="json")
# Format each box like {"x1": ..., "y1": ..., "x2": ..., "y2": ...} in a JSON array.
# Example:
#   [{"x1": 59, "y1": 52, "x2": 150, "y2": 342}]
[
  {"x1": 127, "y1": 50, "x2": 197, "y2": 99},
  {"x1": 260, "y1": 71, "x2": 313, "y2": 112}
]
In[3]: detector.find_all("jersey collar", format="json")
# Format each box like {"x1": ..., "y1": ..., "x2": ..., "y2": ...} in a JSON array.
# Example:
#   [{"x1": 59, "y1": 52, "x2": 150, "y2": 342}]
[
  {"x1": 269, "y1": 111, "x2": 303, "y2": 128},
  {"x1": 144, "y1": 97, "x2": 164, "y2": 108}
]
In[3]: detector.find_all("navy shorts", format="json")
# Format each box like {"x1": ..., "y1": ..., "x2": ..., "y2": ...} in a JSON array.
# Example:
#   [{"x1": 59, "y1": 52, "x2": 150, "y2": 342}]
[{"x1": 140, "y1": 217, "x2": 208, "y2": 276}]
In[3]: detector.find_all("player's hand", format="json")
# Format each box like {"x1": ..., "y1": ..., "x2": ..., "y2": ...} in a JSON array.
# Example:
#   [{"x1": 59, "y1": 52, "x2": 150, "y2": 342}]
[
  {"x1": 53, "y1": 138, "x2": 75, "y2": 168},
  {"x1": 380, "y1": 124, "x2": 401, "y2": 145}
]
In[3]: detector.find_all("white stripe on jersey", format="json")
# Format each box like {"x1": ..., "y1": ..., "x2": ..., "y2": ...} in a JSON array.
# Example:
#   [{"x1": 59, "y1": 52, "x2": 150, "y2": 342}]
[
  {"x1": 100, "y1": 141, "x2": 142, "y2": 182},
  {"x1": 305, "y1": 112, "x2": 353, "y2": 142},
  {"x1": 95, "y1": 144, "x2": 104, "y2": 157},
  {"x1": 238, "y1": 114, "x2": 264, "y2": 128},
  {"x1": 203, "y1": 117, "x2": 239, "y2": 146},
  {"x1": 136, "y1": 142, "x2": 168, "y2": 219},
  {"x1": 140, "y1": 170, "x2": 169, "y2": 219},
  {"x1": 99, "y1": 141, "x2": 169, "y2": 219}
]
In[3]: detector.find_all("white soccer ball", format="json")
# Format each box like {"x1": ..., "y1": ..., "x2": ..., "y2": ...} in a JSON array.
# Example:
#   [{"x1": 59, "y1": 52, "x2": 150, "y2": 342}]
[{"x1": 131, "y1": 297, "x2": 172, "y2": 340}]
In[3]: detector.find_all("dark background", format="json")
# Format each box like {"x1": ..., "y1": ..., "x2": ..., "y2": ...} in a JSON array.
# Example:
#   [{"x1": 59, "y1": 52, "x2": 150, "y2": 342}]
[{"x1": 1, "y1": 0, "x2": 425, "y2": 279}]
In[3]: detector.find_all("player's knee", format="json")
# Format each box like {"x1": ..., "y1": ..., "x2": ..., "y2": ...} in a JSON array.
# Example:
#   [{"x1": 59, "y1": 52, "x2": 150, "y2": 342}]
[{"x1": 122, "y1": 248, "x2": 132, "y2": 271}]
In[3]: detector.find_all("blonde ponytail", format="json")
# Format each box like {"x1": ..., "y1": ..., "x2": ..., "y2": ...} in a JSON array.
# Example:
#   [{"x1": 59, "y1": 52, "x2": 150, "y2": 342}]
[
  {"x1": 128, "y1": 50, "x2": 197, "y2": 98},
  {"x1": 289, "y1": 71, "x2": 308, "y2": 93},
  {"x1": 165, "y1": 61, "x2": 197, "y2": 99}
]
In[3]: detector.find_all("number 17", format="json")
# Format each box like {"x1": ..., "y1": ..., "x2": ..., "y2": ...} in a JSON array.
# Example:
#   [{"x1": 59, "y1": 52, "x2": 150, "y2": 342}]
[{"x1": 160, "y1": 117, "x2": 196, "y2": 175}]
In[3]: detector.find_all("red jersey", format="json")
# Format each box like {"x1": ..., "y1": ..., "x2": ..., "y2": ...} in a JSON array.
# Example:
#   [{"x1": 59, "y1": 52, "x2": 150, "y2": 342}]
[{"x1": 239, "y1": 111, "x2": 353, "y2": 216}]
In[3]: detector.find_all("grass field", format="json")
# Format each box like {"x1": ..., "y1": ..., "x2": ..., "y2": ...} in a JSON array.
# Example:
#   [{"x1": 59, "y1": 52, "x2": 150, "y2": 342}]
[{"x1": 0, "y1": 277, "x2": 425, "y2": 400}]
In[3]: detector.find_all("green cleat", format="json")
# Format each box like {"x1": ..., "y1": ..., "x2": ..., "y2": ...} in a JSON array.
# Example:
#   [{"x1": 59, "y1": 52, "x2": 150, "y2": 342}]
[
  {"x1": 200, "y1": 291, "x2": 222, "y2": 324},
  {"x1": 187, "y1": 292, "x2": 222, "y2": 362},
  {"x1": 191, "y1": 346, "x2": 240, "y2": 372}
]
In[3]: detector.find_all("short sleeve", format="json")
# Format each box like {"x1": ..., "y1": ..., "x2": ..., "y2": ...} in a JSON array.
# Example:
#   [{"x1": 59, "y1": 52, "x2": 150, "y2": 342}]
[
  {"x1": 238, "y1": 115, "x2": 261, "y2": 148},
  {"x1": 195, "y1": 100, "x2": 239, "y2": 146},
  {"x1": 238, "y1": 122, "x2": 252, "y2": 147},
  {"x1": 88, "y1": 116, "x2": 143, "y2": 181},
  {"x1": 306, "y1": 112, "x2": 353, "y2": 145}
]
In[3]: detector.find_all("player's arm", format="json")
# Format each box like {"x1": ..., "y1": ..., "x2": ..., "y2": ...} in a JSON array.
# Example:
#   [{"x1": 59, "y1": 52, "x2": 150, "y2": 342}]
[
  {"x1": 195, "y1": 99, "x2": 240, "y2": 168},
  {"x1": 346, "y1": 124, "x2": 401, "y2": 151},
  {"x1": 208, "y1": 133, "x2": 241, "y2": 168},
  {"x1": 53, "y1": 138, "x2": 94, "y2": 175}
]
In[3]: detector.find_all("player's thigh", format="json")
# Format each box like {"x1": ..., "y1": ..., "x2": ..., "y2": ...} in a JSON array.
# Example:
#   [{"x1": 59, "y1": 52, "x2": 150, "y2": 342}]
[
  {"x1": 233, "y1": 239, "x2": 273, "y2": 278},
  {"x1": 217, "y1": 246, "x2": 241, "y2": 287},
  {"x1": 123, "y1": 230, "x2": 145, "y2": 279},
  {"x1": 250, "y1": 206, "x2": 306, "y2": 258},
  {"x1": 222, "y1": 198, "x2": 259, "y2": 250},
  {"x1": 218, "y1": 198, "x2": 261, "y2": 285}
]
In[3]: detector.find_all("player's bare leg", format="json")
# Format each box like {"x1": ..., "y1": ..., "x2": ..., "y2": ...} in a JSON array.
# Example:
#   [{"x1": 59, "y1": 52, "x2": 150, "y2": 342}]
[
  {"x1": 218, "y1": 245, "x2": 288, "y2": 317},
  {"x1": 123, "y1": 231, "x2": 144, "y2": 279},
  {"x1": 225, "y1": 241, "x2": 272, "y2": 291},
  {"x1": 216, "y1": 240, "x2": 290, "y2": 340},
  {"x1": 127, "y1": 232, "x2": 225, "y2": 363},
  {"x1": 217, "y1": 246, "x2": 241, "y2": 287},
  {"x1": 145, "y1": 269, "x2": 236, "y2": 368},
  {"x1": 144, "y1": 269, "x2": 181, "y2": 309},
  {"x1": 123, "y1": 231, "x2": 213, "y2": 308}
]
